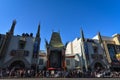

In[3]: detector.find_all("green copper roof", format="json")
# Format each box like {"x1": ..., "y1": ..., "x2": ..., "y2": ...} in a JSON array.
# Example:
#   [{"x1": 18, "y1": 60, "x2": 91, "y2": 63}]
[{"x1": 49, "y1": 32, "x2": 64, "y2": 48}]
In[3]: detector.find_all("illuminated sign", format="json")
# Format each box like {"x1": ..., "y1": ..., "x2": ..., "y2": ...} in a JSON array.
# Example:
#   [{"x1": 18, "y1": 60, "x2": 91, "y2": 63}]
[{"x1": 116, "y1": 53, "x2": 120, "y2": 61}]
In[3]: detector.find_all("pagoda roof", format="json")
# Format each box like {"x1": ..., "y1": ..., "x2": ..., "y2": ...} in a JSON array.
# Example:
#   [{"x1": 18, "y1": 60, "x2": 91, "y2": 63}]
[{"x1": 49, "y1": 32, "x2": 64, "y2": 48}]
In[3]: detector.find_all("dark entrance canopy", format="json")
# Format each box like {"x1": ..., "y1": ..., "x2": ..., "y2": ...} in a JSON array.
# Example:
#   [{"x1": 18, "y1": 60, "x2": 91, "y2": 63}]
[{"x1": 47, "y1": 67, "x2": 56, "y2": 70}]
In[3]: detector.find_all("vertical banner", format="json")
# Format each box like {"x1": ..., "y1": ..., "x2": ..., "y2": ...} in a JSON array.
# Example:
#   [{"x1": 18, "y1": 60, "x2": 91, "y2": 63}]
[
  {"x1": 81, "y1": 42, "x2": 88, "y2": 72},
  {"x1": 33, "y1": 41, "x2": 39, "y2": 58},
  {"x1": 84, "y1": 42, "x2": 89, "y2": 61}
]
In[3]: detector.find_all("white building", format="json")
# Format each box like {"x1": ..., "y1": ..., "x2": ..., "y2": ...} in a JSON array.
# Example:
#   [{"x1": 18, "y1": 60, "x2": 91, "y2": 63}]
[
  {"x1": 38, "y1": 50, "x2": 47, "y2": 70},
  {"x1": 65, "y1": 30, "x2": 108, "y2": 71}
]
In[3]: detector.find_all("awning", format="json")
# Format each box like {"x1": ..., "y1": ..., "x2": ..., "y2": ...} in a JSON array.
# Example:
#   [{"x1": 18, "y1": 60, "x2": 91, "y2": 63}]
[
  {"x1": 47, "y1": 67, "x2": 56, "y2": 70},
  {"x1": 47, "y1": 67, "x2": 62, "y2": 70}
]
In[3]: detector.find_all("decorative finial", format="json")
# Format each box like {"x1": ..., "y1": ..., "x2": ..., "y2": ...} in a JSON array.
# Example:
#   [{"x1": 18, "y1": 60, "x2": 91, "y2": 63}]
[
  {"x1": 98, "y1": 32, "x2": 103, "y2": 43},
  {"x1": 10, "y1": 20, "x2": 16, "y2": 35},
  {"x1": 36, "y1": 23, "x2": 40, "y2": 38},
  {"x1": 80, "y1": 27, "x2": 85, "y2": 42}
]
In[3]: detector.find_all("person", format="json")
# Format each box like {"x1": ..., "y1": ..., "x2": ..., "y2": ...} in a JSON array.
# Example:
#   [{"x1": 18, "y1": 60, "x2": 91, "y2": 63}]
[
  {"x1": 0, "y1": 68, "x2": 2, "y2": 77},
  {"x1": 46, "y1": 70, "x2": 49, "y2": 77},
  {"x1": 51, "y1": 70, "x2": 54, "y2": 77}
]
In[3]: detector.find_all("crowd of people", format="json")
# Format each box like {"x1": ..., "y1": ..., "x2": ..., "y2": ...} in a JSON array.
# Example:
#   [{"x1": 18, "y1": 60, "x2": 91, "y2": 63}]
[{"x1": 0, "y1": 67, "x2": 120, "y2": 78}]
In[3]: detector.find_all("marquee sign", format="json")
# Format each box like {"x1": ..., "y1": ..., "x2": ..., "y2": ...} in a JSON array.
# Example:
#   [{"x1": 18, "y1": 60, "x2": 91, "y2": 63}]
[{"x1": 116, "y1": 53, "x2": 120, "y2": 61}]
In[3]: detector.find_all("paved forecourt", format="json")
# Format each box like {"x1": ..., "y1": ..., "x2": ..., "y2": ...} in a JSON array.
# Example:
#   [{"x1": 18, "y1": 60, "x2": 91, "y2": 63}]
[{"x1": 0, "y1": 78, "x2": 120, "y2": 80}]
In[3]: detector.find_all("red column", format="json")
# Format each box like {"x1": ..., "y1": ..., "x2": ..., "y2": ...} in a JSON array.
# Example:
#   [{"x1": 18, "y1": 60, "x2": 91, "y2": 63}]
[
  {"x1": 62, "y1": 49, "x2": 66, "y2": 70},
  {"x1": 47, "y1": 48, "x2": 50, "y2": 69}
]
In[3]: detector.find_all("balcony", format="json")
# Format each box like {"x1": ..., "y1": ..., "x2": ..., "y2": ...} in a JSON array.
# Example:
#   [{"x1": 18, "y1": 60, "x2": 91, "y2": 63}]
[
  {"x1": 10, "y1": 50, "x2": 29, "y2": 57},
  {"x1": 91, "y1": 54, "x2": 103, "y2": 60},
  {"x1": 20, "y1": 37, "x2": 26, "y2": 41}
]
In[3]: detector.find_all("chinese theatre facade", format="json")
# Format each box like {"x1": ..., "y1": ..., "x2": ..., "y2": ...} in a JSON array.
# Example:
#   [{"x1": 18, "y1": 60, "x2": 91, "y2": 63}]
[{"x1": 46, "y1": 32, "x2": 66, "y2": 70}]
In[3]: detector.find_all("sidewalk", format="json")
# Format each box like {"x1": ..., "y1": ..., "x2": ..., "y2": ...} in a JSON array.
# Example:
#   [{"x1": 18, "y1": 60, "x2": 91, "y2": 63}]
[{"x1": 0, "y1": 78, "x2": 120, "y2": 80}]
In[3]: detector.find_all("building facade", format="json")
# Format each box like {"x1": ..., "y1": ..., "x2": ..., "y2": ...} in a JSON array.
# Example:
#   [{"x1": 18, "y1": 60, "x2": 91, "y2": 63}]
[
  {"x1": 93, "y1": 33, "x2": 120, "y2": 71},
  {"x1": 0, "y1": 21, "x2": 120, "y2": 71},
  {"x1": 66, "y1": 30, "x2": 109, "y2": 72},
  {"x1": 45, "y1": 32, "x2": 66, "y2": 70},
  {"x1": 38, "y1": 50, "x2": 47, "y2": 70},
  {"x1": 0, "y1": 20, "x2": 40, "y2": 69}
]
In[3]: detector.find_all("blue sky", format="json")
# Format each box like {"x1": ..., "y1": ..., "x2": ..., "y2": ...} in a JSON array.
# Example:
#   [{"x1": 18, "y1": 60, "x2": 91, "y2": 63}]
[{"x1": 0, "y1": 0, "x2": 120, "y2": 50}]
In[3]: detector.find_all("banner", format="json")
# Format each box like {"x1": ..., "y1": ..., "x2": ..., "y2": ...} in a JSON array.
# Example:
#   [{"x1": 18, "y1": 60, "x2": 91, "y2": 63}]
[{"x1": 33, "y1": 41, "x2": 39, "y2": 58}]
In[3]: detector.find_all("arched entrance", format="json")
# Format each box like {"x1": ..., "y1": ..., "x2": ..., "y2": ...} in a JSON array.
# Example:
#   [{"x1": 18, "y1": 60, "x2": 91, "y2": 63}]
[
  {"x1": 49, "y1": 50, "x2": 62, "y2": 68},
  {"x1": 9, "y1": 61, "x2": 25, "y2": 69}
]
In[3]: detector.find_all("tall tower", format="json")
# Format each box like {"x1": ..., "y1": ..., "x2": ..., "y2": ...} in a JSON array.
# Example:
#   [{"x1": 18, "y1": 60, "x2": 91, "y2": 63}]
[
  {"x1": 32, "y1": 24, "x2": 41, "y2": 70},
  {"x1": 9, "y1": 20, "x2": 16, "y2": 35},
  {"x1": 36, "y1": 24, "x2": 40, "y2": 39},
  {"x1": 80, "y1": 28, "x2": 88, "y2": 72},
  {"x1": 33, "y1": 24, "x2": 41, "y2": 58},
  {"x1": 98, "y1": 32, "x2": 109, "y2": 69},
  {"x1": 80, "y1": 28, "x2": 85, "y2": 42},
  {"x1": 0, "y1": 20, "x2": 16, "y2": 58}
]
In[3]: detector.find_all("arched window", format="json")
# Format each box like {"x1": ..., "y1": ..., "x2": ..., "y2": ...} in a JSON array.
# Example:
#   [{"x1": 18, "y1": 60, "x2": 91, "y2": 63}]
[{"x1": 92, "y1": 43, "x2": 98, "y2": 54}]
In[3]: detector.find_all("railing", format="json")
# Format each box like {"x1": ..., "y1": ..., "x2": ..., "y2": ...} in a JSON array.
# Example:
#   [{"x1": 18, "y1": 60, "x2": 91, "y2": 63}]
[
  {"x1": 91, "y1": 54, "x2": 103, "y2": 59},
  {"x1": 10, "y1": 50, "x2": 29, "y2": 57}
]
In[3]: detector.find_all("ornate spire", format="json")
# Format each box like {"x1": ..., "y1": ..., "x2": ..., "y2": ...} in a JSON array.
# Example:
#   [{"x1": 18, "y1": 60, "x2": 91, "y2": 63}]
[
  {"x1": 45, "y1": 38, "x2": 49, "y2": 47},
  {"x1": 80, "y1": 28, "x2": 85, "y2": 42},
  {"x1": 36, "y1": 23, "x2": 40, "y2": 38},
  {"x1": 65, "y1": 41, "x2": 69, "y2": 48},
  {"x1": 98, "y1": 32, "x2": 103, "y2": 43},
  {"x1": 10, "y1": 20, "x2": 16, "y2": 35}
]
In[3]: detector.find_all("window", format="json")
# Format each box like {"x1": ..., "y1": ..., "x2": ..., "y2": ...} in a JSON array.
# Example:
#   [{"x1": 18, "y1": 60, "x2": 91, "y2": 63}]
[
  {"x1": 115, "y1": 45, "x2": 120, "y2": 52},
  {"x1": 107, "y1": 44, "x2": 117, "y2": 61},
  {"x1": 93, "y1": 46, "x2": 98, "y2": 53},
  {"x1": 39, "y1": 59, "x2": 43, "y2": 65},
  {"x1": 24, "y1": 51, "x2": 29, "y2": 56},
  {"x1": 92, "y1": 43, "x2": 98, "y2": 54},
  {"x1": 10, "y1": 50, "x2": 16, "y2": 56},
  {"x1": 19, "y1": 43, "x2": 25, "y2": 49},
  {"x1": 66, "y1": 60, "x2": 70, "y2": 65},
  {"x1": 75, "y1": 61, "x2": 79, "y2": 67},
  {"x1": 19, "y1": 40, "x2": 26, "y2": 49}
]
